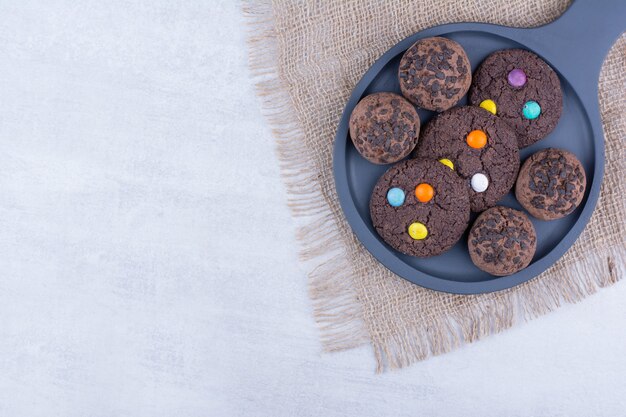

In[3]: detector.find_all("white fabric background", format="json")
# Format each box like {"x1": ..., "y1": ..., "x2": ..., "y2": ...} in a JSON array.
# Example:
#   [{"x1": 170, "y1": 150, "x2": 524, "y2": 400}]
[{"x1": 0, "y1": 1, "x2": 624, "y2": 416}]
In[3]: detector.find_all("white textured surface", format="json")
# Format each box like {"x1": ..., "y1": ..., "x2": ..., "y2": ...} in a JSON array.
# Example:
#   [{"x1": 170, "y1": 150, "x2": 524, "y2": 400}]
[{"x1": 0, "y1": 1, "x2": 624, "y2": 416}]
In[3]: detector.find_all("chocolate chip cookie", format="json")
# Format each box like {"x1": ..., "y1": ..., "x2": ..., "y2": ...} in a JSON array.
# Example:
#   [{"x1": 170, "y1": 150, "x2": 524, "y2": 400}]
[
  {"x1": 515, "y1": 148, "x2": 586, "y2": 220},
  {"x1": 469, "y1": 49, "x2": 563, "y2": 148},
  {"x1": 398, "y1": 37, "x2": 471, "y2": 112},
  {"x1": 412, "y1": 106, "x2": 520, "y2": 212},
  {"x1": 349, "y1": 92, "x2": 420, "y2": 164},
  {"x1": 468, "y1": 206, "x2": 537, "y2": 276},
  {"x1": 370, "y1": 158, "x2": 470, "y2": 257}
]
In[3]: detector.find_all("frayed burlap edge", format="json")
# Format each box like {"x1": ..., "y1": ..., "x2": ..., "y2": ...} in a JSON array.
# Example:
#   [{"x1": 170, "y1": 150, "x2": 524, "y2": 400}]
[
  {"x1": 243, "y1": 1, "x2": 370, "y2": 351},
  {"x1": 370, "y1": 244, "x2": 624, "y2": 370},
  {"x1": 243, "y1": 1, "x2": 624, "y2": 371}
]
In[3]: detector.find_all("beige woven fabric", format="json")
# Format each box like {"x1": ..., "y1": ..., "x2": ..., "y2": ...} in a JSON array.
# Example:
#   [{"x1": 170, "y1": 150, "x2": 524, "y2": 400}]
[{"x1": 245, "y1": 0, "x2": 626, "y2": 371}]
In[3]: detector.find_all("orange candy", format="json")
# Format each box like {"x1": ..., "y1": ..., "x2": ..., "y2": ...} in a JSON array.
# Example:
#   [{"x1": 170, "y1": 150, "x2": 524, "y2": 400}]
[
  {"x1": 466, "y1": 130, "x2": 487, "y2": 149},
  {"x1": 415, "y1": 183, "x2": 434, "y2": 203}
]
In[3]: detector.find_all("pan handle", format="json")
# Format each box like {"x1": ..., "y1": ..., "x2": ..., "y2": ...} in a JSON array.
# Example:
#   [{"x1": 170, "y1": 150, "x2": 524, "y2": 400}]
[{"x1": 498, "y1": 0, "x2": 624, "y2": 94}]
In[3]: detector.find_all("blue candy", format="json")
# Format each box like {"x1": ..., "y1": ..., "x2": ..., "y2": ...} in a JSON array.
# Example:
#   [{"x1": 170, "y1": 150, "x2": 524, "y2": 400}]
[
  {"x1": 386, "y1": 187, "x2": 405, "y2": 207},
  {"x1": 523, "y1": 100, "x2": 541, "y2": 120}
]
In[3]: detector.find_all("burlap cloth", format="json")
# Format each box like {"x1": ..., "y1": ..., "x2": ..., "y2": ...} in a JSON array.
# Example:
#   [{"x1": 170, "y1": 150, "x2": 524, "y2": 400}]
[{"x1": 245, "y1": 0, "x2": 625, "y2": 371}]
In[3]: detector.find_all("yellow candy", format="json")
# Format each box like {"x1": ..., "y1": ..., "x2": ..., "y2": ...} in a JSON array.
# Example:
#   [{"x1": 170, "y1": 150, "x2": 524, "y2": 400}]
[
  {"x1": 438, "y1": 158, "x2": 454, "y2": 170},
  {"x1": 480, "y1": 99, "x2": 497, "y2": 115},
  {"x1": 408, "y1": 222, "x2": 428, "y2": 240}
]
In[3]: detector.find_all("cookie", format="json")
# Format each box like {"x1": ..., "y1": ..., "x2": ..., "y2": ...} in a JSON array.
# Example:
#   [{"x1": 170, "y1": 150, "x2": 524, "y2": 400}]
[
  {"x1": 370, "y1": 158, "x2": 470, "y2": 257},
  {"x1": 398, "y1": 37, "x2": 471, "y2": 112},
  {"x1": 469, "y1": 49, "x2": 563, "y2": 148},
  {"x1": 515, "y1": 148, "x2": 586, "y2": 220},
  {"x1": 412, "y1": 106, "x2": 520, "y2": 212},
  {"x1": 348, "y1": 92, "x2": 420, "y2": 165},
  {"x1": 468, "y1": 206, "x2": 537, "y2": 276}
]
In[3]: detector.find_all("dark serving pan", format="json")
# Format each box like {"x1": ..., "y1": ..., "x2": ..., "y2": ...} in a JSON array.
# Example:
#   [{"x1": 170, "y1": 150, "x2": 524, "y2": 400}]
[{"x1": 333, "y1": 0, "x2": 625, "y2": 294}]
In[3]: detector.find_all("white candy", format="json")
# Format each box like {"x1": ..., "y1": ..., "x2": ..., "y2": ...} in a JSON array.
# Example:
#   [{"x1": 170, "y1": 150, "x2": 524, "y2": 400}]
[{"x1": 471, "y1": 173, "x2": 489, "y2": 193}]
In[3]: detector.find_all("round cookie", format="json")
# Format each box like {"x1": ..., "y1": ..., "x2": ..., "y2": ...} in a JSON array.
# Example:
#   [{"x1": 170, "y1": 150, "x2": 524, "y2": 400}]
[
  {"x1": 413, "y1": 106, "x2": 520, "y2": 212},
  {"x1": 370, "y1": 158, "x2": 470, "y2": 257},
  {"x1": 398, "y1": 37, "x2": 471, "y2": 112},
  {"x1": 468, "y1": 206, "x2": 537, "y2": 276},
  {"x1": 469, "y1": 49, "x2": 563, "y2": 148},
  {"x1": 349, "y1": 92, "x2": 420, "y2": 164},
  {"x1": 515, "y1": 148, "x2": 586, "y2": 220}
]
